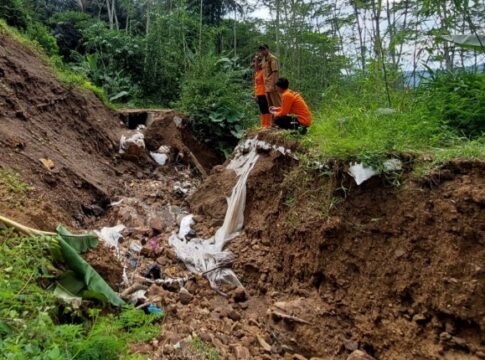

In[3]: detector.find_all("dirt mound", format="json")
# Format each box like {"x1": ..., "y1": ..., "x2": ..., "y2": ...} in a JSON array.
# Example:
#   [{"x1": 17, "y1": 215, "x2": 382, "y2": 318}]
[
  {"x1": 143, "y1": 110, "x2": 222, "y2": 172},
  {"x1": 0, "y1": 34, "x2": 133, "y2": 229},
  {"x1": 190, "y1": 135, "x2": 485, "y2": 359}
]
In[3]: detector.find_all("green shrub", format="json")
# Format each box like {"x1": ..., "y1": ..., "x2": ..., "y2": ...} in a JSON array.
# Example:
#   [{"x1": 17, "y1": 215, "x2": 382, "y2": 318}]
[
  {"x1": 419, "y1": 71, "x2": 485, "y2": 138},
  {"x1": 0, "y1": 0, "x2": 30, "y2": 30},
  {"x1": 26, "y1": 22, "x2": 59, "y2": 56},
  {"x1": 0, "y1": 229, "x2": 159, "y2": 359},
  {"x1": 177, "y1": 54, "x2": 256, "y2": 157}
]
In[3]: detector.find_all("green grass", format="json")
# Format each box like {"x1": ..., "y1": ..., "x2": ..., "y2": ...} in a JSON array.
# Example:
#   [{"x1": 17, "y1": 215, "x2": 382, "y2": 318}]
[
  {"x1": 304, "y1": 92, "x2": 484, "y2": 168},
  {"x1": 187, "y1": 336, "x2": 219, "y2": 360},
  {"x1": 0, "y1": 19, "x2": 112, "y2": 108},
  {"x1": 0, "y1": 228, "x2": 160, "y2": 359},
  {"x1": 0, "y1": 169, "x2": 32, "y2": 194}
]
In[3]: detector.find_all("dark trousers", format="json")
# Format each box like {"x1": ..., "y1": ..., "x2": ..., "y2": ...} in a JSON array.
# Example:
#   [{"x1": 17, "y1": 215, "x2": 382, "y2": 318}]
[
  {"x1": 273, "y1": 116, "x2": 308, "y2": 134},
  {"x1": 257, "y1": 95, "x2": 270, "y2": 115}
]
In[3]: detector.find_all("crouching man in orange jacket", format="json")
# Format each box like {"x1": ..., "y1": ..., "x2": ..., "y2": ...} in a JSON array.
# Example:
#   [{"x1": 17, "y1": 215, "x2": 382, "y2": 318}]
[{"x1": 270, "y1": 78, "x2": 312, "y2": 134}]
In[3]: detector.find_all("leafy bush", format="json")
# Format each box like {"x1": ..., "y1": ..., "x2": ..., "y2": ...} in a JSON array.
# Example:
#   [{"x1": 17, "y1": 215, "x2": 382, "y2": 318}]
[
  {"x1": 0, "y1": 0, "x2": 30, "y2": 29},
  {"x1": 419, "y1": 70, "x2": 485, "y2": 138},
  {"x1": 0, "y1": 229, "x2": 159, "y2": 359},
  {"x1": 26, "y1": 22, "x2": 59, "y2": 56},
  {"x1": 177, "y1": 54, "x2": 256, "y2": 156}
]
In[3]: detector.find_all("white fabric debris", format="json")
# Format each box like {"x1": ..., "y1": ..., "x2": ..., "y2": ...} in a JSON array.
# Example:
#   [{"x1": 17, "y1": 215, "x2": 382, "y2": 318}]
[
  {"x1": 119, "y1": 132, "x2": 145, "y2": 154},
  {"x1": 150, "y1": 145, "x2": 171, "y2": 166},
  {"x1": 348, "y1": 162, "x2": 377, "y2": 185},
  {"x1": 129, "y1": 289, "x2": 147, "y2": 305},
  {"x1": 169, "y1": 137, "x2": 262, "y2": 292},
  {"x1": 150, "y1": 152, "x2": 168, "y2": 165},
  {"x1": 110, "y1": 199, "x2": 123, "y2": 207},
  {"x1": 178, "y1": 214, "x2": 194, "y2": 239},
  {"x1": 95, "y1": 224, "x2": 126, "y2": 255},
  {"x1": 129, "y1": 242, "x2": 142, "y2": 253},
  {"x1": 173, "y1": 116, "x2": 183, "y2": 127}
]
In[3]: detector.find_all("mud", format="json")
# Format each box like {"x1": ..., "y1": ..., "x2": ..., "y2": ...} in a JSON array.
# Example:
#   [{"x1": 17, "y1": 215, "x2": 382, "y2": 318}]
[
  {"x1": 2, "y1": 33, "x2": 484, "y2": 360},
  {"x1": 197, "y1": 152, "x2": 485, "y2": 359}
]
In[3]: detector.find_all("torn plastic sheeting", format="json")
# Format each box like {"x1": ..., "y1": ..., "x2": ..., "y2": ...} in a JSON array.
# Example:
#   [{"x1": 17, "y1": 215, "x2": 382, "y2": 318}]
[
  {"x1": 178, "y1": 214, "x2": 194, "y2": 239},
  {"x1": 348, "y1": 162, "x2": 377, "y2": 185},
  {"x1": 150, "y1": 152, "x2": 169, "y2": 166},
  {"x1": 169, "y1": 137, "x2": 260, "y2": 292},
  {"x1": 95, "y1": 224, "x2": 125, "y2": 255},
  {"x1": 119, "y1": 132, "x2": 145, "y2": 154}
]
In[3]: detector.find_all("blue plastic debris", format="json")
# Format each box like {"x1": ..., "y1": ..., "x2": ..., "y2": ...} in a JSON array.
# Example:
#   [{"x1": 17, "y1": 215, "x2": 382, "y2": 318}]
[{"x1": 146, "y1": 304, "x2": 163, "y2": 317}]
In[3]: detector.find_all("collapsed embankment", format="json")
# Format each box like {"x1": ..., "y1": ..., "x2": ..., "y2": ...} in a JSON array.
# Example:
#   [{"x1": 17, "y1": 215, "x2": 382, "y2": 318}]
[
  {"x1": 190, "y1": 134, "x2": 485, "y2": 359},
  {"x1": 1, "y1": 30, "x2": 484, "y2": 360}
]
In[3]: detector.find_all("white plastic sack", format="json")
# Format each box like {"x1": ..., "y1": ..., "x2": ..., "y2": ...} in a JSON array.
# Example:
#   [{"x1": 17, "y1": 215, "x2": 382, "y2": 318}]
[
  {"x1": 95, "y1": 224, "x2": 126, "y2": 255},
  {"x1": 119, "y1": 132, "x2": 145, "y2": 154},
  {"x1": 348, "y1": 162, "x2": 377, "y2": 185}
]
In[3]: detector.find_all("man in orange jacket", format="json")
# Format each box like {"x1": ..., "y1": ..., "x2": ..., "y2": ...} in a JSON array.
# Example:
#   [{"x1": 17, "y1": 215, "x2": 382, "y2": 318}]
[
  {"x1": 254, "y1": 54, "x2": 272, "y2": 128},
  {"x1": 270, "y1": 78, "x2": 312, "y2": 133}
]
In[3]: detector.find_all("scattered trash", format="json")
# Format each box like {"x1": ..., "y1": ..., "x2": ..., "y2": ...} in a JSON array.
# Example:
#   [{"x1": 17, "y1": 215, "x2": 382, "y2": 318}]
[
  {"x1": 150, "y1": 146, "x2": 170, "y2": 166},
  {"x1": 148, "y1": 235, "x2": 161, "y2": 252},
  {"x1": 95, "y1": 224, "x2": 125, "y2": 252},
  {"x1": 129, "y1": 289, "x2": 147, "y2": 304},
  {"x1": 40, "y1": 158, "x2": 55, "y2": 171},
  {"x1": 173, "y1": 115, "x2": 183, "y2": 128},
  {"x1": 146, "y1": 304, "x2": 163, "y2": 316},
  {"x1": 348, "y1": 162, "x2": 377, "y2": 185},
  {"x1": 144, "y1": 264, "x2": 161, "y2": 280},
  {"x1": 169, "y1": 137, "x2": 263, "y2": 293},
  {"x1": 110, "y1": 199, "x2": 124, "y2": 207},
  {"x1": 119, "y1": 132, "x2": 145, "y2": 154},
  {"x1": 178, "y1": 214, "x2": 194, "y2": 240},
  {"x1": 129, "y1": 241, "x2": 142, "y2": 253}
]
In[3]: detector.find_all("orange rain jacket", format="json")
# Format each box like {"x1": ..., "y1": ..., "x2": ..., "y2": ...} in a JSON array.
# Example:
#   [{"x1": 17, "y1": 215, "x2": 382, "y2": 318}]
[
  {"x1": 274, "y1": 89, "x2": 312, "y2": 127},
  {"x1": 254, "y1": 70, "x2": 266, "y2": 96}
]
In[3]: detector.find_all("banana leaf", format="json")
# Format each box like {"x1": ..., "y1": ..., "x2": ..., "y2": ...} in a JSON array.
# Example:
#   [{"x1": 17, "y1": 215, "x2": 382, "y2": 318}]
[
  {"x1": 56, "y1": 225, "x2": 98, "y2": 253},
  {"x1": 55, "y1": 227, "x2": 125, "y2": 307}
]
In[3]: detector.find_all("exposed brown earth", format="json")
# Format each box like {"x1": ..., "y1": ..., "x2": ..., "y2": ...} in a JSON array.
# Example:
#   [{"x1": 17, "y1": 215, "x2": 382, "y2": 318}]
[{"x1": 1, "y1": 33, "x2": 484, "y2": 360}]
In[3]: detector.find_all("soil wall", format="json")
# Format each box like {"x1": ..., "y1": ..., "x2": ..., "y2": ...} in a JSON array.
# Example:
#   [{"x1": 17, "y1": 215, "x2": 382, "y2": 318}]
[{"x1": 190, "y1": 136, "x2": 485, "y2": 359}]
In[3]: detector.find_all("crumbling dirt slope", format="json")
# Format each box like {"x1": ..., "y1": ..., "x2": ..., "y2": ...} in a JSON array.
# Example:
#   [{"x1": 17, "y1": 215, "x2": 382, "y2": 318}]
[
  {"x1": 190, "y1": 137, "x2": 485, "y2": 360},
  {"x1": 0, "y1": 34, "x2": 136, "y2": 230}
]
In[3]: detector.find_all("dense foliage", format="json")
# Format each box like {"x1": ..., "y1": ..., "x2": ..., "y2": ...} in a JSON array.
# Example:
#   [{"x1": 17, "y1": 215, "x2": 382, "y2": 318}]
[
  {"x1": 0, "y1": 0, "x2": 484, "y2": 158},
  {"x1": 0, "y1": 229, "x2": 160, "y2": 359}
]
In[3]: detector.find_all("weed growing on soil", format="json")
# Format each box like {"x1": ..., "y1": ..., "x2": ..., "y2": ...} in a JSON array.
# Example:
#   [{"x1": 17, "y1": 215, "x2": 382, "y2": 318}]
[
  {"x1": 0, "y1": 228, "x2": 159, "y2": 359},
  {"x1": 281, "y1": 165, "x2": 338, "y2": 226},
  {"x1": 0, "y1": 169, "x2": 32, "y2": 194},
  {"x1": 186, "y1": 336, "x2": 219, "y2": 360}
]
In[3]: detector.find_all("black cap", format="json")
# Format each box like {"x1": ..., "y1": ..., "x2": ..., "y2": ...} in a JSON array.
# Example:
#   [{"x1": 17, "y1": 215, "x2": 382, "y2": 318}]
[{"x1": 258, "y1": 44, "x2": 269, "y2": 50}]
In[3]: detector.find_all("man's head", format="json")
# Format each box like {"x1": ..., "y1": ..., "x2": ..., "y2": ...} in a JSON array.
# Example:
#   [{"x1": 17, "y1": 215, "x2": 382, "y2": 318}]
[
  {"x1": 258, "y1": 44, "x2": 269, "y2": 56},
  {"x1": 275, "y1": 77, "x2": 289, "y2": 93},
  {"x1": 253, "y1": 54, "x2": 262, "y2": 70}
]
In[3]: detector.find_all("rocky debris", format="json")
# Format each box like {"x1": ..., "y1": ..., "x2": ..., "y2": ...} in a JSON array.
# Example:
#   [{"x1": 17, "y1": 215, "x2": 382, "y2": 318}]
[
  {"x1": 232, "y1": 287, "x2": 248, "y2": 303},
  {"x1": 232, "y1": 345, "x2": 251, "y2": 359},
  {"x1": 346, "y1": 350, "x2": 376, "y2": 360},
  {"x1": 178, "y1": 287, "x2": 193, "y2": 305},
  {"x1": 257, "y1": 335, "x2": 272, "y2": 352}
]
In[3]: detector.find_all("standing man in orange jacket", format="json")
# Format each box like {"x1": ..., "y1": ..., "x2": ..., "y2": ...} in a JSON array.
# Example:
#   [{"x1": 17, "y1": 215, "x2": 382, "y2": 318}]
[
  {"x1": 259, "y1": 44, "x2": 281, "y2": 108},
  {"x1": 253, "y1": 54, "x2": 272, "y2": 128},
  {"x1": 270, "y1": 78, "x2": 312, "y2": 134}
]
